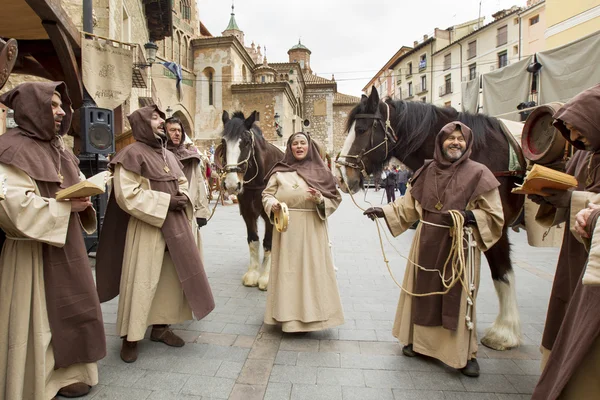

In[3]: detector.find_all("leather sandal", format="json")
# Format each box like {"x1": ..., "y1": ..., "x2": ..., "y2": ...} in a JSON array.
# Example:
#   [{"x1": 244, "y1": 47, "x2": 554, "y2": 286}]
[
  {"x1": 57, "y1": 382, "x2": 91, "y2": 398},
  {"x1": 120, "y1": 339, "x2": 139, "y2": 363},
  {"x1": 402, "y1": 344, "x2": 417, "y2": 357},
  {"x1": 150, "y1": 325, "x2": 185, "y2": 347},
  {"x1": 460, "y1": 358, "x2": 480, "y2": 377}
]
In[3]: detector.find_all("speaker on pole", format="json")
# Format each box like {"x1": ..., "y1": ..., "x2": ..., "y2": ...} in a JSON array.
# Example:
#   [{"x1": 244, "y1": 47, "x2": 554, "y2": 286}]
[{"x1": 81, "y1": 106, "x2": 114, "y2": 154}]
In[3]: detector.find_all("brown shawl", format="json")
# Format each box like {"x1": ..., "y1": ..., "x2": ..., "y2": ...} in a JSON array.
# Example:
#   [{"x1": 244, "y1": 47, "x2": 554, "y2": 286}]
[
  {"x1": 533, "y1": 209, "x2": 600, "y2": 399},
  {"x1": 540, "y1": 85, "x2": 600, "y2": 351},
  {"x1": 95, "y1": 106, "x2": 214, "y2": 320},
  {"x1": 0, "y1": 82, "x2": 105, "y2": 368},
  {"x1": 409, "y1": 122, "x2": 500, "y2": 330},
  {"x1": 265, "y1": 132, "x2": 338, "y2": 199}
]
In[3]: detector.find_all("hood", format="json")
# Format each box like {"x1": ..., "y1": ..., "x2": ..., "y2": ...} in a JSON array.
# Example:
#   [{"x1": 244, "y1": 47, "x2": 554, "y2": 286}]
[
  {"x1": 0, "y1": 81, "x2": 72, "y2": 141},
  {"x1": 432, "y1": 121, "x2": 474, "y2": 168},
  {"x1": 127, "y1": 105, "x2": 166, "y2": 148},
  {"x1": 553, "y1": 83, "x2": 600, "y2": 151}
]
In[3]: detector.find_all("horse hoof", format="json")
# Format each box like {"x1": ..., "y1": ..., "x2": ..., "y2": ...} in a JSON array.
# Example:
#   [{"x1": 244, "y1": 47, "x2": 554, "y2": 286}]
[
  {"x1": 481, "y1": 329, "x2": 521, "y2": 351},
  {"x1": 242, "y1": 270, "x2": 260, "y2": 287},
  {"x1": 258, "y1": 275, "x2": 269, "y2": 291},
  {"x1": 481, "y1": 337, "x2": 508, "y2": 351}
]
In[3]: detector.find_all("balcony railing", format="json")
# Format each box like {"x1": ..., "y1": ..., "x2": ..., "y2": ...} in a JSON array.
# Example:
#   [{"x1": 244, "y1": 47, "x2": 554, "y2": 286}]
[
  {"x1": 418, "y1": 60, "x2": 427, "y2": 71},
  {"x1": 439, "y1": 82, "x2": 453, "y2": 97},
  {"x1": 497, "y1": 31, "x2": 508, "y2": 47},
  {"x1": 416, "y1": 83, "x2": 427, "y2": 94}
]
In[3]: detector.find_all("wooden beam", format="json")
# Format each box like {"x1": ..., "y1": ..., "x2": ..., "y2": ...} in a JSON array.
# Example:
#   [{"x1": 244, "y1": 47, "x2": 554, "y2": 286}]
[
  {"x1": 12, "y1": 54, "x2": 55, "y2": 80},
  {"x1": 42, "y1": 21, "x2": 83, "y2": 108},
  {"x1": 13, "y1": 39, "x2": 56, "y2": 57},
  {"x1": 24, "y1": 0, "x2": 81, "y2": 49}
]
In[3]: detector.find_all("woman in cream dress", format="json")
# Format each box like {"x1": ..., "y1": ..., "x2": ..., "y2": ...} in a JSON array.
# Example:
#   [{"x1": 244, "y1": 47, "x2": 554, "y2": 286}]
[{"x1": 262, "y1": 132, "x2": 344, "y2": 332}]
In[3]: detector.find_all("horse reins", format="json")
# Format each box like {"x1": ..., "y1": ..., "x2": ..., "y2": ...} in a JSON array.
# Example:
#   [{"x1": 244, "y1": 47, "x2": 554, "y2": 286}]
[{"x1": 336, "y1": 102, "x2": 398, "y2": 178}]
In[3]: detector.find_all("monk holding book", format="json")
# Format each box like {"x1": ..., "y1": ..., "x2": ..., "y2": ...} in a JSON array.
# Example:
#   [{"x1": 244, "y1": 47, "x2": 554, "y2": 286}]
[{"x1": 528, "y1": 83, "x2": 600, "y2": 370}]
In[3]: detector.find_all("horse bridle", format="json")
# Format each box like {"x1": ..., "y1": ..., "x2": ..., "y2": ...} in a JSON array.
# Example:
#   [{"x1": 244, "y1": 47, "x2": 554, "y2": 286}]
[
  {"x1": 336, "y1": 102, "x2": 398, "y2": 178},
  {"x1": 221, "y1": 129, "x2": 259, "y2": 184}
]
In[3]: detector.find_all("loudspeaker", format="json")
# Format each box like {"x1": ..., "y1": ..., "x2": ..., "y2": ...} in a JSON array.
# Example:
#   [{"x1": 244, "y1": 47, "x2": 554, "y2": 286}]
[{"x1": 81, "y1": 107, "x2": 114, "y2": 154}]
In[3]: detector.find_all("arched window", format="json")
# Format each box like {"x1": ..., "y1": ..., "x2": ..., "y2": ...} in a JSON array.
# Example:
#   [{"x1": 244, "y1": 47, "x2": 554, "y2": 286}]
[
  {"x1": 182, "y1": 37, "x2": 188, "y2": 68},
  {"x1": 203, "y1": 67, "x2": 215, "y2": 106},
  {"x1": 174, "y1": 31, "x2": 180, "y2": 64},
  {"x1": 180, "y1": 0, "x2": 191, "y2": 21},
  {"x1": 242, "y1": 65, "x2": 247, "y2": 82}
]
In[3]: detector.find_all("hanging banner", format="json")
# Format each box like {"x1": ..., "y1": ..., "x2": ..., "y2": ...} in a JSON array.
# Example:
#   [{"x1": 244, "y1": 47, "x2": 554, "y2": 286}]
[{"x1": 82, "y1": 34, "x2": 133, "y2": 110}]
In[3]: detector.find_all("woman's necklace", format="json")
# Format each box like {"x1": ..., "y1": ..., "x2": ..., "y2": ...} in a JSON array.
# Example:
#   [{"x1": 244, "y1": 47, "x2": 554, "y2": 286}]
[
  {"x1": 433, "y1": 168, "x2": 459, "y2": 211},
  {"x1": 33, "y1": 137, "x2": 64, "y2": 183}
]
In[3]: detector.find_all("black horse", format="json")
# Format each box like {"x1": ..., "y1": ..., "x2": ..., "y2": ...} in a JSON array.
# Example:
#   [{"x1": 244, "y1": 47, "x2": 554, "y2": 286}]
[
  {"x1": 336, "y1": 87, "x2": 525, "y2": 351},
  {"x1": 217, "y1": 111, "x2": 284, "y2": 290}
]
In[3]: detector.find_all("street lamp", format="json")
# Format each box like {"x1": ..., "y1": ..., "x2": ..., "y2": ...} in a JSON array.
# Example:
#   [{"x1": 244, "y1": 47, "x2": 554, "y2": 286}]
[
  {"x1": 166, "y1": 106, "x2": 173, "y2": 118},
  {"x1": 135, "y1": 41, "x2": 159, "y2": 68},
  {"x1": 274, "y1": 112, "x2": 282, "y2": 137}
]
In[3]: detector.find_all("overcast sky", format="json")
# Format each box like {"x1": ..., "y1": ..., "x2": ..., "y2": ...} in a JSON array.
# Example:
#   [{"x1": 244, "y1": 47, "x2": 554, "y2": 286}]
[{"x1": 197, "y1": 0, "x2": 526, "y2": 96}]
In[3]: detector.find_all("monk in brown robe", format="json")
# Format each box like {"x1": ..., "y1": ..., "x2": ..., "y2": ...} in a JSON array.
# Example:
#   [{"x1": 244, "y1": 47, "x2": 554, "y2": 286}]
[
  {"x1": 165, "y1": 116, "x2": 210, "y2": 260},
  {"x1": 0, "y1": 82, "x2": 105, "y2": 399},
  {"x1": 532, "y1": 200, "x2": 600, "y2": 399},
  {"x1": 95, "y1": 105, "x2": 214, "y2": 363},
  {"x1": 364, "y1": 122, "x2": 504, "y2": 377},
  {"x1": 528, "y1": 83, "x2": 600, "y2": 368}
]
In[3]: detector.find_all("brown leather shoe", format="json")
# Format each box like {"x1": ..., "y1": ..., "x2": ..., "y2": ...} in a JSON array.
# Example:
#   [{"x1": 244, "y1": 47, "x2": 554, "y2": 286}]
[
  {"x1": 151, "y1": 325, "x2": 185, "y2": 347},
  {"x1": 120, "y1": 339, "x2": 138, "y2": 363},
  {"x1": 57, "y1": 382, "x2": 91, "y2": 398}
]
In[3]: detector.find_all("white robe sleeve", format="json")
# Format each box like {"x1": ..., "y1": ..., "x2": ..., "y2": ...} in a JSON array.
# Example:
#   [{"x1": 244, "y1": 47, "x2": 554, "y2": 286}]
[
  {"x1": 195, "y1": 163, "x2": 210, "y2": 219},
  {"x1": 77, "y1": 171, "x2": 97, "y2": 235},
  {"x1": 468, "y1": 188, "x2": 505, "y2": 251},
  {"x1": 113, "y1": 164, "x2": 170, "y2": 228},
  {"x1": 0, "y1": 163, "x2": 71, "y2": 247},
  {"x1": 316, "y1": 192, "x2": 342, "y2": 220},
  {"x1": 262, "y1": 174, "x2": 279, "y2": 223},
  {"x1": 381, "y1": 187, "x2": 421, "y2": 237}
]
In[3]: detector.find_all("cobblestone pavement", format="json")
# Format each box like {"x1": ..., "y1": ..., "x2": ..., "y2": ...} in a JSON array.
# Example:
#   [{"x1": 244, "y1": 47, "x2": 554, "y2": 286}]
[{"x1": 79, "y1": 189, "x2": 560, "y2": 400}]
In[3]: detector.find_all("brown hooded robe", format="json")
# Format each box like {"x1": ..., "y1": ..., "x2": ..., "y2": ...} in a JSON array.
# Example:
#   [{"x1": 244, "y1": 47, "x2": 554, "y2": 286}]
[
  {"x1": 535, "y1": 84, "x2": 600, "y2": 363},
  {"x1": 382, "y1": 122, "x2": 504, "y2": 369},
  {"x1": 95, "y1": 106, "x2": 214, "y2": 341},
  {"x1": 0, "y1": 82, "x2": 104, "y2": 399}
]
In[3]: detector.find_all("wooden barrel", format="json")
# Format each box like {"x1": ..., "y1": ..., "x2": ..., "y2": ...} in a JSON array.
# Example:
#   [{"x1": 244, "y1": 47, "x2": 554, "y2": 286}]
[{"x1": 521, "y1": 103, "x2": 566, "y2": 164}]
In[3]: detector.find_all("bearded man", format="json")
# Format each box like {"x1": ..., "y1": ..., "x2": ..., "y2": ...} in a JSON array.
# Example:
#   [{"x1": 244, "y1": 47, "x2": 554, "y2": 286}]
[
  {"x1": 95, "y1": 105, "x2": 214, "y2": 363},
  {"x1": 165, "y1": 117, "x2": 210, "y2": 259},
  {"x1": 0, "y1": 82, "x2": 105, "y2": 399},
  {"x1": 528, "y1": 83, "x2": 600, "y2": 368},
  {"x1": 364, "y1": 122, "x2": 504, "y2": 377}
]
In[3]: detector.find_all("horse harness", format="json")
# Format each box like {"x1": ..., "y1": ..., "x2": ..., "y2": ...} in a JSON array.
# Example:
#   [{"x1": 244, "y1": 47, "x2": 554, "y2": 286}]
[
  {"x1": 336, "y1": 102, "x2": 398, "y2": 178},
  {"x1": 221, "y1": 129, "x2": 260, "y2": 184}
]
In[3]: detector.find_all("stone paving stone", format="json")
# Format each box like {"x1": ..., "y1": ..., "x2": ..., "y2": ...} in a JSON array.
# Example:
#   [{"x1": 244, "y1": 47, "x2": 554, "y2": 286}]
[
  {"x1": 304, "y1": 328, "x2": 340, "y2": 340},
  {"x1": 291, "y1": 384, "x2": 343, "y2": 400},
  {"x1": 410, "y1": 371, "x2": 465, "y2": 391},
  {"x1": 170, "y1": 354, "x2": 223, "y2": 376},
  {"x1": 317, "y1": 367, "x2": 365, "y2": 386},
  {"x1": 237, "y1": 358, "x2": 274, "y2": 385},
  {"x1": 264, "y1": 382, "x2": 292, "y2": 400},
  {"x1": 211, "y1": 313, "x2": 249, "y2": 324},
  {"x1": 180, "y1": 375, "x2": 236, "y2": 398},
  {"x1": 103, "y1": 323, "x2": 117, "y2": 336},
  {"x1": 187, "y1": 320, "x2": 226, "y2": 333},
  {"x1": 258, "y1": 325, "x2": 284, "y2": 340},
  {"x1": 245, "y1": 315, "x2": 265, "y2": 325},
  {"x1": 215, "y1": 361, "x2": 244, "y2": 379},
  {"x1": 338, "y1": 329, "x2": 378, "y2": 341},
  {"x1": 248, "y1": 339, "x2": 280, "y2": 360},
  {"x1": 92, "y1": 386, "x2": 152, "y2": 400},
  {"x1": 504, "y1": 374, "x2": 540, "y2": 394},
  {"x1": 442, "y1": 392, "x2": 499, "y2": 400},
  {"x1": 146, "y1": 391, "x2": 202, "y2": 399},
  {"x1": 363, "y1": 370, "x2": 414, "y2": 389},
  {"x1": 476, "y1": 358, "x2": 523, "y2": 375},
  {"x1": 496, "y1": 394, "x2": 534, "y2": 400},
  {"x1": 359, "y1": 341, "x2": 402, "y2": 356},
  {"x1": 375, "y1": 329, "x2": 398, "y2": 342},
  {"x1": 97, "y1": 363, "x2": 146, "y2": 387},
  {"x1": 342, "y1": 386, "x2": 394, "y2": 400},
  {"x1": 513, "y1": 359, "x2": 542, "y2": 376},
  {"x1": 274, "y1": 351, "x2": 299, "y2": 366},
  {"x1": 195, "y1": 331, "x2": 237, "y2": 346},
  {"x1": 341, "y1": 353, "x2": 436, "y2": 372},
  {"x1": 229, "y1": 383, "x2": 267, "y2": 400},
  {"x1": 391, "y1": 389, "x2": 445, "y2": 400},
  {"x1": 233, "y1": 335, "x2": 256, "y2": 348},
  {"x1": 297, "y1": 352, "x2": 340, "y2": 367},
  {"x1": 132, "y1": 370, "x2": 190, "y2": 392},
  {"x1": 201, "y1": 344, "x2": 250, "y2": 362},
  {"x1": 319, "y1": 340, "x2": 361, "y2": 354},
  {"x1": 460, "y1": 374, "x2": 518, "y2": 393},
  {"x1": 279, "y1": 337, "x2": 320, "y2": 352},
  {"x1": 172, "y1": 329, "x2": 201, "y2": 343},
  {"x1": 222, "y1": 322, "x2": 261, "y2": 336},
  {"x1": 268, "y1": 365, "x2": 318, "y2": 384}
]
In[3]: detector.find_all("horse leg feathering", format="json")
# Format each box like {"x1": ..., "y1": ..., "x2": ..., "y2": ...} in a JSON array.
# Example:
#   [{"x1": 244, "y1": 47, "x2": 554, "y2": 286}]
[
  {"x1": 242, "y1": 241, "x2": 261, "y2": 287},
  {"x1": 258, "y1": 250, "x2": 271, "y2": 291}
]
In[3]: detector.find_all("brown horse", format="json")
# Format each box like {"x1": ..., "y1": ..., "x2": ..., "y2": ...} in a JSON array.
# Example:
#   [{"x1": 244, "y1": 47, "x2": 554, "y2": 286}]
[
  {"x1": 335, "y1": 87, "x2": 525, "y2": 351},
  {"x1": 217, "y1": 111, "x2": 284, "y2": 290}
]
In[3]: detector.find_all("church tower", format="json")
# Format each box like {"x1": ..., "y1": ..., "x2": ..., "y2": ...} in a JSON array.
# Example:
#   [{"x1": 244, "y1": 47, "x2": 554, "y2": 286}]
[
  {"x1": 288, "y1": 39, "x2": 312, "y2": 73},
  {"x1": 222, "y1": 1, "x2": 244, "y2": 45}
]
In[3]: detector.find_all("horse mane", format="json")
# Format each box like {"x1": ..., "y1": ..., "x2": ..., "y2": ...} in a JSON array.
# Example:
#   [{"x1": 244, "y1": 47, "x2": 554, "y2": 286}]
[
  {"x1": 387, "y1": 101, "x2": 503, "y2": 155},
  {"x1": 222, "y1": 111, "x2": 265, "y2": 143}
]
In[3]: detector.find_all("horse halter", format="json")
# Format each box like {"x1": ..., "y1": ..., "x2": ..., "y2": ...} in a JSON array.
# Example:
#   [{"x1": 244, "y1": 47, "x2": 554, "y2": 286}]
[
  {"x1": 336, "y1": 102, "x2": 398, "y2": 177},
  {"x1": 222, "y1": 130, "x2": 259, "y2": 184}
]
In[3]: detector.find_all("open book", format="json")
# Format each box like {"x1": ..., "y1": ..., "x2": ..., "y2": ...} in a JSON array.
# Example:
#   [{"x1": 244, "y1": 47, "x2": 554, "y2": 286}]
[
  {"x1": 512, "y1": 164, "x2": 578, "y2": 196},
  {"x1": 56, "y1": 171, "x2": 110, "y2": 201}
]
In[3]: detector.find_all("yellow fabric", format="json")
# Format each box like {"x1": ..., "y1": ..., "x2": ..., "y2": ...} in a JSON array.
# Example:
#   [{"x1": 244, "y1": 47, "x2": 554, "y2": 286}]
[
  {"x1": 262, "y1": 172, "x2": 344, "y2": 332},
  {"x1": 114, "y1": 166, "x2": 193, "y2": 341},
  {"x1": 382, "y1": 187, "x2": 504, "y2": 369},
  {"x1": 0, "y1": 163, "x2": 98, "y2": 400}
]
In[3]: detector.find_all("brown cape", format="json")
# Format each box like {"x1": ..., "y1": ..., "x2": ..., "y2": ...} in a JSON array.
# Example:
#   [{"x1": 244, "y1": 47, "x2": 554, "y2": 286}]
[
  {"x1": 95, "y1": 106, "x2": 214, "y2": 320},
  {"x1": 265, "y1": 132, "x2": 338, "y2": 199},
  {"x1": 533, "y1": 208, "x2": 600, "y2": 399},
  {"x1": 541, "y1": 85, "x2": 600, "y2": 351},
  {"x1": 0, "y1": 82, "x2": 105, "y2": 368},
  {"x1": 409, "y1": 121, "x2": 500, "y2": 330}
]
